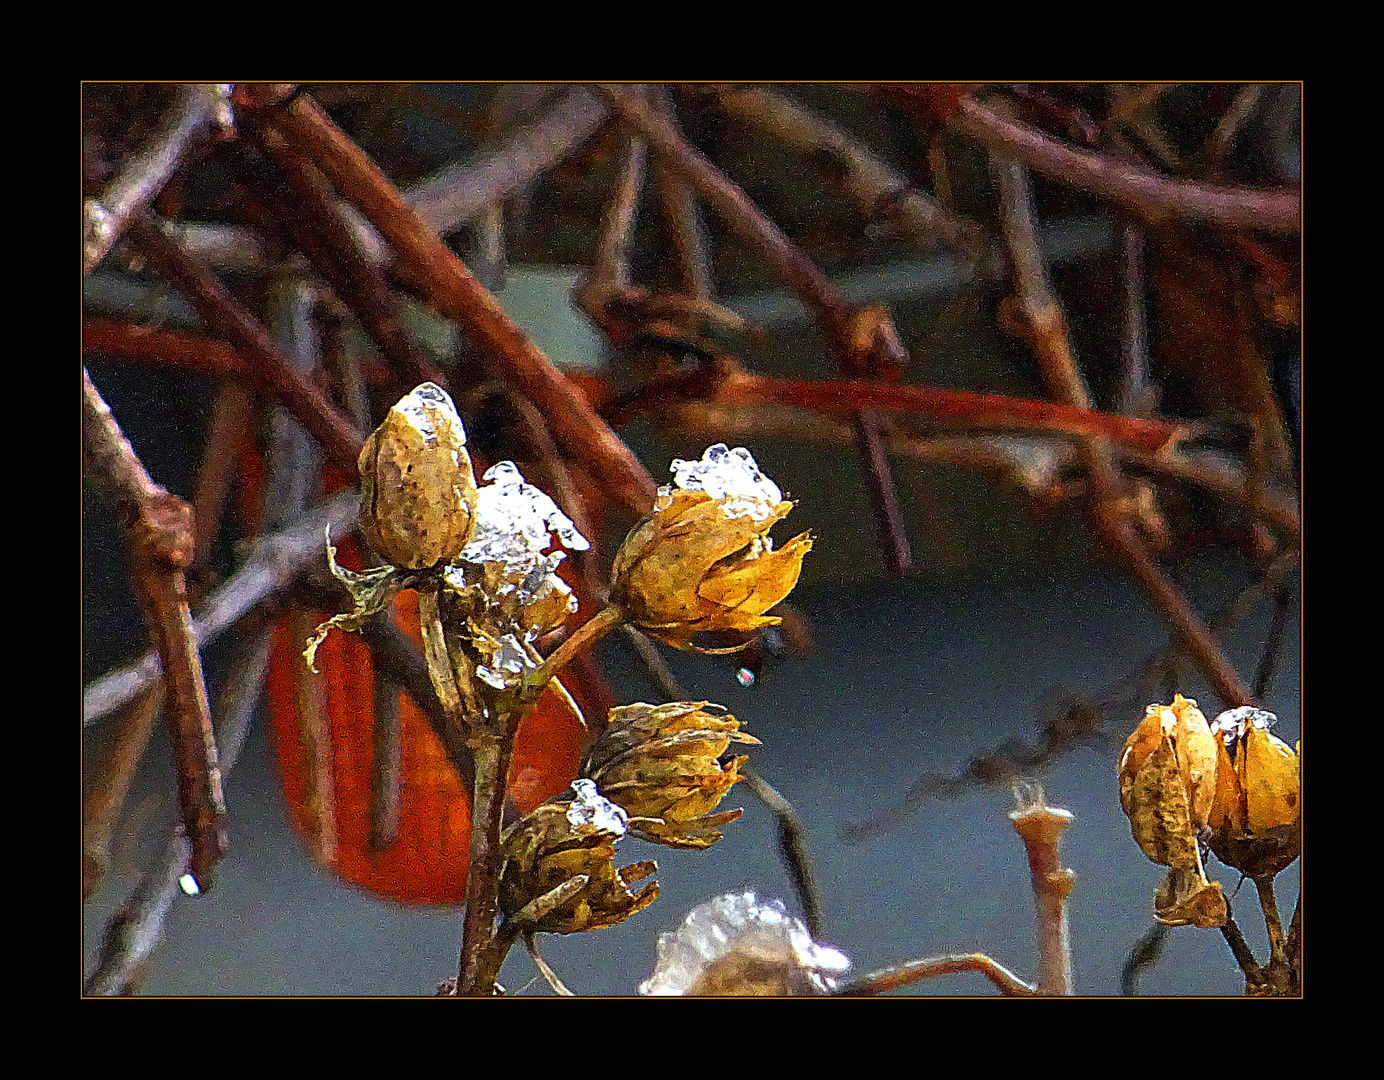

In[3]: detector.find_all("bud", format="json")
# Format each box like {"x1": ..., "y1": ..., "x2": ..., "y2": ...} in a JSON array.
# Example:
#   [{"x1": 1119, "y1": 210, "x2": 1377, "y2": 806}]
[
  {"x1": 579, "y1": 702, "x2": 759, "y2": 849},
  {"x1": 640, "y1": 891, "x2": 850, "y2": 996},
  {"x1": 610, "y1": 445, "x2": 811, "y2": 651},
  {"x1": 498, "y1": 780, "x2": 658, "y2": 935},
  {"x1": 1117, "y1": 694, "x2": 1227, "y2": 928},
  {"x1": 358, "y1": 383, "x2": 478, "y2": 569},
  {"x1": 1207, "y1": 707, "x2": 1301, "y2": 878}
]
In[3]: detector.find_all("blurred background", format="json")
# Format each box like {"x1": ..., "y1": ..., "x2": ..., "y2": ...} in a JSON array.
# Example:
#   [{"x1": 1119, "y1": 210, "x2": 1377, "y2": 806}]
[{"x1": 83, "y1": 83, "x2": 1300, "y2": 996}]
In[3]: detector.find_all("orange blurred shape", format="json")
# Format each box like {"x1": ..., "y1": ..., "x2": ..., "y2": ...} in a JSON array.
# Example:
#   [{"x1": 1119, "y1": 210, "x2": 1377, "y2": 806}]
[{"x1": 266, "y1": 551, "x2": 605, "y2": 905}]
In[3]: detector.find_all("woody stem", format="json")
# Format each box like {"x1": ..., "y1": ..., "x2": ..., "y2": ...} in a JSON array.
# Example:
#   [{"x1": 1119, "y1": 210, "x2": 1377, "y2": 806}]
[{"x1": 1254, "y1": 876, "x2": 1287, "y2": 964}]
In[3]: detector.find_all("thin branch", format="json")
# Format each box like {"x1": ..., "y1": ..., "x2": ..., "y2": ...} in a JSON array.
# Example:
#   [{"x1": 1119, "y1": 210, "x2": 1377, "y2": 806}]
[
  {"x1": 83, "y1": 369, "x2": 226, "y2": 886},
  {"x1": 258, "y1": 90, "x2": 658, "y2": 522},
  {"x1": 832, "y1": 953, "x2": 1038, "y2": 997},
  {"x1": 83, "y1": 85, "x2": 225, "y2": 275},
  {"x1": 236, "y1": 122, "x2": 447, "y2": 391},
  {"x1": 957, "y1": 95, "x2": 1300, "y2": 235},
  {"x1": 83, "y1": 685, "x2": 164, "y2": 899},
  {"x1": 405, "y1": 86, "x2": 610, "y2": 241},
  {"x1": 650, "y1": 86, "x2": 716, "y2": 300}
]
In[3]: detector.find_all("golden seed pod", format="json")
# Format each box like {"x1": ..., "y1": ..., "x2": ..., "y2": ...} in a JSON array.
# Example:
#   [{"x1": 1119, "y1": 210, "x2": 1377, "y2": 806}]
[
  {"x1": 579, "y1": 702, "x2": 759, "y2": 849},
  {"x1": 1118, "y1": 694, "x2": 1227, "y2": 928},
  {"x1": 1208, "y1": 707, "x2": 1301, "y2": 878},
  {"x1": 610, "y1": 487, "x2": 811, "y2": 651},
  {"x1": 498, "y1": 780, "x2": 659, "y2": 935},
  {"x1": 358, "y1": 383, "x2": 478, "y2": 569}
]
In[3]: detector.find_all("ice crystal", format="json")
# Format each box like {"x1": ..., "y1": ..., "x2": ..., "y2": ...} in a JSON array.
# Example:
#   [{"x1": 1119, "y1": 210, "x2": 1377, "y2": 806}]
[
  {"x1": 668, "y1": 444, "x2": 784, "y2": 521},
  {"x1": 566, "y1": 778, "x2": 629, "y2": 836}
]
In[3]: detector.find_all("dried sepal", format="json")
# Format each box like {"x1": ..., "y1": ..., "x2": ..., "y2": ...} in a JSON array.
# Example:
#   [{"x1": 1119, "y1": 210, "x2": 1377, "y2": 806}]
[
  {"x1": 610, "y1": 446, "x2": 811, "y2": 651},
  {"x1": 1208, "y1": 707, "x2": 1301, "y2": 878},
  {"x1": 303, "y1": 535, "x2": 405, "y2": 672},
  {"x1": 579, "y1": 702, "x2": 758, "y2": 849},
  {"x1": 499, "y1": 780, "x2": 659, "y2": 935},
  {"x1": 358, "y1": 382, "x2": 478, "y2": 570},
  {"x1": 1154, "y1": 865, "x2": 1228, "y2": 929}
]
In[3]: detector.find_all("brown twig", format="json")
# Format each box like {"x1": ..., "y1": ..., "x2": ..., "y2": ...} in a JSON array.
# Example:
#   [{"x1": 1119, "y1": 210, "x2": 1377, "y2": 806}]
[
  {"x1": 258, "y1": 90, "x2": 658, "y2": 523},
  {"x1": 83, "y1": 368, "x2": 227, "y2": 887},
  {"x1": 650, "y1": 86, "x2": 716, "y2": 300},
  {"x1": 83, "y1": 685, "x2": 164, "y2": 900},
  {"x1": 992, "y1": 157, "x2": 1252, "y2": 708},
  {"x1": 83, "y1": 84, "x2": 225, "y2": 275},
  {"x1": 832, "y1": 953, "x2": 1038, "y2": 997},
  {"x1": 957, "y1": 94, "x2": 1300, "y2": 235}
]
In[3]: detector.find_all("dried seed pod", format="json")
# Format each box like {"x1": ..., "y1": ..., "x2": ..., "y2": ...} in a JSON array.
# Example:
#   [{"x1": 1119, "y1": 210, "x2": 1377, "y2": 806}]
[
  {"x1": 611, "y1": 445, "x2": 811, "y2": 651},
  {"x1": 358, "y1": 383, "x2": 478, "y2": 570},
  {"x1": 499, "y1": 780, "x2": 658, "y2": 935},
  {"x1": 640, "y1": 891, "x2": 850, "y2": 996},
  {"x1": 579, "y1": 701, "x2": 759, "y2": 849},
  {"x1": 1118, "y1": 694, "x2": 1227, "y2": 928},
  {"x1": 1208, "y1": 707, "x2": 1301, "y2": 878}
]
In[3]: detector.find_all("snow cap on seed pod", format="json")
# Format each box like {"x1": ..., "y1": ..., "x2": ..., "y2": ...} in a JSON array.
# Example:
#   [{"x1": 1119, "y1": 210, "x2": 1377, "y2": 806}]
[
  {"x1": 640, "y1": 891, "x2": 850, "y2": 996},
  {"x1": 579, "y1": 701, "x2": 759, "y2": 849},
  {"x1": 1118, "y1": 694, "x2": 1227, "y2": 928},
  {"x1": 1207, "y1": 706, "x2": 1301, "y2": 878},
  {"x1": 610, "y1": 444, "x2": 811, "y2": 651},
  {"x1": 498, "y1": 780, "x2": 658, "y2": 935},
  {"x1": 358, "y1": 383, "x2": 478, "y2": 570}
]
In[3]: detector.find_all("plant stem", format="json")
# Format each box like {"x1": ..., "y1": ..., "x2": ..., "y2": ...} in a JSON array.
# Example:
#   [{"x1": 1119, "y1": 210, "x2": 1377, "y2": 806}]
[
  {"x1": 529, "y1": 604, "x2": 626, "y2": 691},
  {"x1": 457, "y1": 732, "x2": 516, "y2": 995},
  {"x1": 1255, "y1": 875, "x2": 1287, "y2": 963},
  {"x1": 1009, "y1": 785, "x2": 1075, "y2": 995}
]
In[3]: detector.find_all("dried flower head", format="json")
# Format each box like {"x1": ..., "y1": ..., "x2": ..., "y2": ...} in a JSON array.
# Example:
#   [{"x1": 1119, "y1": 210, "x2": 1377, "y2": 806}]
[
  {"x1": 358, "y1": 382, "x2": 478, "y2": 570},
  {"x1": 1207, "y1": 707, "x2": 1301, "y2": 878},
  {"x1": 579, "y1": 702, "x2": 759, "y2": 849},
  {"x1": 1118, "y1": 694, "x2": 1227, "y2": 928},
  {"x1": 640, "y1": 891, "x2": 850, "y2": 996},
  {"x1": 499, "y1": 779, "x2": 658, "y2": 935},
  {"x1": 610, "y1": 444, "x2": 811, "y2": 651}
]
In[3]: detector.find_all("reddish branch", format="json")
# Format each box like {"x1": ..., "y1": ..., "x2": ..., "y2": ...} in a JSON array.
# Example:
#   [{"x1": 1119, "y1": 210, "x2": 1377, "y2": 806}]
[
  {"x1": 82, "y1": 368, "x2": 227, "y2": 886},
  {"x1": 957, "y1": 96, "x2": 1300, "y2": 235},
  {"x1": 255, "y1": 89, "x2": 659, "y2": 521}
]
